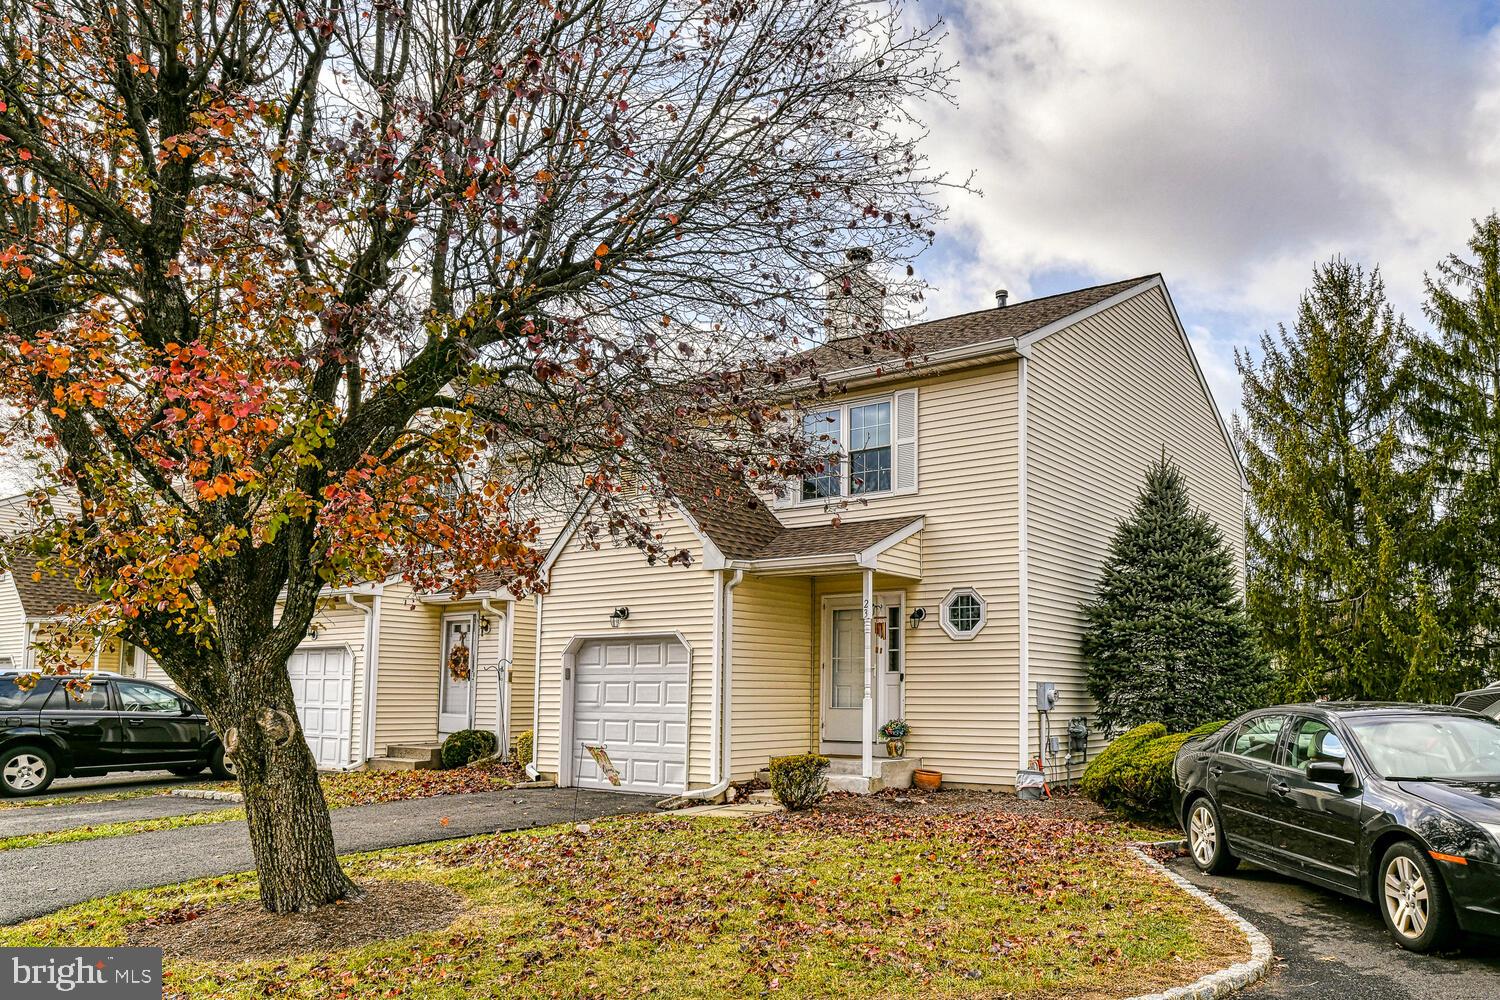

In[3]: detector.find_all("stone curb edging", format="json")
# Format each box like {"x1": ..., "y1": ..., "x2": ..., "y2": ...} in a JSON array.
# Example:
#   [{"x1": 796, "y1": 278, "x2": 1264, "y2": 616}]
[
  {"x1": 168, "y1": 788, "x2": 243, "y2": 801},
  {"x1": 1124, "y1": 839, "x2": 1274, "y2": 1000}
]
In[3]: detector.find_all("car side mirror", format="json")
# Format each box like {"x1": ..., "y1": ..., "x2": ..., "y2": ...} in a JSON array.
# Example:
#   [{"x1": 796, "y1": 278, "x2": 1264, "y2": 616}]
[{"x1": 1307, "y1": 760, "x2": 1353, "y2": 787}]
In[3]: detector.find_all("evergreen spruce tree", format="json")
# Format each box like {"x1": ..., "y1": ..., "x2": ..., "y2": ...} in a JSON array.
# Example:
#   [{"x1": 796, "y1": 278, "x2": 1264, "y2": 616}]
[
  {"x1": 1082, "y1": 459, "x2": 1268, "y2": 733},
  {"x1": 1407, "y1": 214, "x2": 1500, "y2": 698},
  {"x1": 1236, "y1": 259, "x2": 1429, "y2": 702}
]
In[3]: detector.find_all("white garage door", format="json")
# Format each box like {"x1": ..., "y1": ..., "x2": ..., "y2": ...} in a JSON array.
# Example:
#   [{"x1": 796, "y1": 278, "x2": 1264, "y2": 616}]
[
  {"x1": 287, "y1": 645, "x2": 353, "y2": 769},
  {"x1": 572, "y1": 636, "x2": 688, "y2": 793}
]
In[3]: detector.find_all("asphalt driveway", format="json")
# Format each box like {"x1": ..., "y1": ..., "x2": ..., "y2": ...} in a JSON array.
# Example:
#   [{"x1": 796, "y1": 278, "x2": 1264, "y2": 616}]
[
  {"x1": 1166, "y1": 855, "x2": 1500, "y2": 1000},
  {"x1": 0, "y1": 787, "x2": 652, "y2": 925}
]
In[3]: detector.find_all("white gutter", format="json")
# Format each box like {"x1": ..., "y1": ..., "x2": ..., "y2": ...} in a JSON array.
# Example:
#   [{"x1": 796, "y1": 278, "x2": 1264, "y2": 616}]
[
  {"x1": 680, "y1": 568, "x2": 745, "y2": 801},
  {"x1": 525, "y1": 594, "x2": 544, "y2": 779},
  {"x1": 1016, "y1": 354, "x2": 1031, "y2": 774},
  {"x1": 480, "y1": 597, "x2": 508, "y2": 760}
]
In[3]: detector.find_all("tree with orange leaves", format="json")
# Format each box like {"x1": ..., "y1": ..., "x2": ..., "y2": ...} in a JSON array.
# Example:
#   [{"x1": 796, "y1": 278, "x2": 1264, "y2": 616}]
[{"x1": 0, "y1": 0, "x2": 956, "y2": 911}]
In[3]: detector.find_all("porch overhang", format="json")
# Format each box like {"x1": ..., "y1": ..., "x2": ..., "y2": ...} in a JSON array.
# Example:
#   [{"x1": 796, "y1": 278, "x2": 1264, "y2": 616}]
[{"x1": 712, "y1": 516, "x2": 923, "y2": 580}]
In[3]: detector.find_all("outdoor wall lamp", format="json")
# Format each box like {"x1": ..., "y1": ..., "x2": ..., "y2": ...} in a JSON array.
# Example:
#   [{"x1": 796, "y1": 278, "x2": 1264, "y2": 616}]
[
  {"x1": 908, "y1": 607, "x2": 927, "y2": 629},
  {"x1": 479, "y1": 617, "x2": 492, "y2": 636},
  {"x1": 610, "y1": 607, "x2": 631, "y2": 628}
]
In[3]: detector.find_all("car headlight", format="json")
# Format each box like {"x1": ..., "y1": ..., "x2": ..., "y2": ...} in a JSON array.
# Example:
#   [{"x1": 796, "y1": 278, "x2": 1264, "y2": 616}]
[{"x1": 1479, "y1": 821, "x2": 1500, "y2": 846}]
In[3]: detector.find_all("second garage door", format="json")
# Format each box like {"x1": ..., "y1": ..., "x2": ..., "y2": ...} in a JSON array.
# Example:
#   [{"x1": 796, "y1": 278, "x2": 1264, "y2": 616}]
[
  {"x1": 572, "y1": 636, "x2": 688, "y2": 793},
  {"x1": 287, "y1": 645, "x2": 353, "y2": 769}
]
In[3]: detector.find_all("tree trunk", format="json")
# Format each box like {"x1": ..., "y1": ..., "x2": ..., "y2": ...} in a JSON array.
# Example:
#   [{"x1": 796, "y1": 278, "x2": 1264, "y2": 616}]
[{"x1": 217, "y1": 660, "x2": 360, "y2": 913}]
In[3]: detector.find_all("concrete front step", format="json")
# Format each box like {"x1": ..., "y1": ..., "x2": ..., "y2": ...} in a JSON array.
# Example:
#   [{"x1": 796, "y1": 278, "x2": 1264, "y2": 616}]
[
  {"x1": 754, "y1": 756, "x2": 921, "y2": 795},
  {"x1": 366, "y1": 743, "x2": 444, "y2": 771}
]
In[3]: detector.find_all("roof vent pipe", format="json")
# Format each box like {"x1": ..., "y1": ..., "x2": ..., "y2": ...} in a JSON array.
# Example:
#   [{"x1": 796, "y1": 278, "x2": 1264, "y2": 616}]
[{"x1": 995, "y1": 289, "x2": 1009, "y2": 308}]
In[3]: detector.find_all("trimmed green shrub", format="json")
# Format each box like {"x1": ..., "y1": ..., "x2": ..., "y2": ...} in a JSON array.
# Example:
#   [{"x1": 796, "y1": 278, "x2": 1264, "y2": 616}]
[
  {"x1": 1080, "y1": 722, "x2": 1166, "y2": 809},
  {"x1": 514, "y1": 729, "x2": 535, "y2": 768},
  {"x1": 1083, "y1": 720, "x2": 1229, "y2": 818},
  {"x1": 768, "y1": 753, "x2": 830, "y2": 810},
  {"x1": 441, "y1": 728, "x2": 498, "y2": 769}
]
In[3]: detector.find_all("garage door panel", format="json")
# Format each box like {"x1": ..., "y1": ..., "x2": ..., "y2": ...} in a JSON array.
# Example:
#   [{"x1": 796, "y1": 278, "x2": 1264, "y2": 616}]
[
  {"x1": 287, "y1": 645, "x2": 353, "y2": 770},
  {"x1": 572, "y1": 636, "x2": 688, "y2": 795}
]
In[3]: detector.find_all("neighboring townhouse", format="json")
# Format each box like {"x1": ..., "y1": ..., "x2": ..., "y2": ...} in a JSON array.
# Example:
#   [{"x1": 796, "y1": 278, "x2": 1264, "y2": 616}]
[
  {"x1": 0, "y1": 542, "x2": 541, "y2": 771},
  {"x1": 529, "y1": 274, "x2": 1247, "y2": 795}
]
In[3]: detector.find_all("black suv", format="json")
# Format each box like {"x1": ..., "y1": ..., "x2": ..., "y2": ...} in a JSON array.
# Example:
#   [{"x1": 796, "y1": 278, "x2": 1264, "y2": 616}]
[{"x1": 0, "y1": 672, "x2": 232, "y2": 796}]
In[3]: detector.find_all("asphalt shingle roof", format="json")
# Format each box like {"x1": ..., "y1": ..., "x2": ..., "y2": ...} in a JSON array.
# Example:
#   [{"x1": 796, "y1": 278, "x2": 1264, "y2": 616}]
[
  {"x1": 3, "y1": 546, "x2": 93, "y2": 617},
  {"x1": 797, "y1": 275, "x2": 1156, "y2": 375}
]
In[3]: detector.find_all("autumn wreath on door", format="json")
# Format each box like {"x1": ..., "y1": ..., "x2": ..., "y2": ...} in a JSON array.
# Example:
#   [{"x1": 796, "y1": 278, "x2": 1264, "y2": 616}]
[{"x1": 447, "y1": 640, "x2": 471, "y2": 682}]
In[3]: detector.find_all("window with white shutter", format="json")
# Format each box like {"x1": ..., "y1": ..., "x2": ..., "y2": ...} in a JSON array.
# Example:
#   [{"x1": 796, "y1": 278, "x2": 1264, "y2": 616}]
[
  {"x1": 892, "y1": 388, "x2": 918, "y2": 494},
  {"x1": 782, "y1": 389, "x2": 918, "y2": 504}
]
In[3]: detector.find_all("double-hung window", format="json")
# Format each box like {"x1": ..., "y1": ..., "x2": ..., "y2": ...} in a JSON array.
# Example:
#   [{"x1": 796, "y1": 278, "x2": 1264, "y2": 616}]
[
  {"x1": 848, "y1": 401, "x2": 892, "y2": 495},
  {"x1": 799, "y1": 397, "x2": 898, "y2": 501}
]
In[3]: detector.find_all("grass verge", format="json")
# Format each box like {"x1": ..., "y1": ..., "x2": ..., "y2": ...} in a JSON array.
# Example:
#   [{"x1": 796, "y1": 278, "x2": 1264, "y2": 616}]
[{"x1": 0, "y1": 809, "x2": 1247, "y2": 999}]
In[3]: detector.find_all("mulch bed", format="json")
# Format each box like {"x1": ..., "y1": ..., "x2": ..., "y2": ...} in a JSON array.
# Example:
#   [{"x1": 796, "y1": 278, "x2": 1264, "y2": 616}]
[{"x1": 126, "y1": 881, "x2": 465, "y2": 963}]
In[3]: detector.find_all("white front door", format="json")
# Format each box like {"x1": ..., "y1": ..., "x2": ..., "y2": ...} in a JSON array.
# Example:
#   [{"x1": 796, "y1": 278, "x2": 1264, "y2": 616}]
[
  {"x1": 438, "y1": 615, "x2": 476, "y2": 737},
  {"x1": 822, "y1": 603, "x2": 866, "y2": 742}
]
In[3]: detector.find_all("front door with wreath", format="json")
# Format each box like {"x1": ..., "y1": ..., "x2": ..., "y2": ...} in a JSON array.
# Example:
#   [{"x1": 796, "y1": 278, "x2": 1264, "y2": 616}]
[{"x1": 439, "y1": 615, "x2": 476, "y2": 737}]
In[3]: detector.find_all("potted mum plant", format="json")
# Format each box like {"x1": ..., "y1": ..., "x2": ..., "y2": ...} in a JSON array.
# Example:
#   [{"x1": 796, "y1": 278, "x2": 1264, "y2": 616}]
[{"x1": 879, "y1": 719, "x2": 910, "y2": 758}]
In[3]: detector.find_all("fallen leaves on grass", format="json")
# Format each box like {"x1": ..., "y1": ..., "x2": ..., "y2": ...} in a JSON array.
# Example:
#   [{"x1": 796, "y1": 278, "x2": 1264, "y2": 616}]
[{"x1": 319, "y1": 761, "x2": 527, "y2": 808}]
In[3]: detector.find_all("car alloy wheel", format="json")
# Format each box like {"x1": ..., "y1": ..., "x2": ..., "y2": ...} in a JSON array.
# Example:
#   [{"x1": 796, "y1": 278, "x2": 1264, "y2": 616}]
[
  {"x1": 1189, "y1": 802, "x2": 1218, "y2": 867},
  {"x1": 3, "y1": 752, "x2": 47, "y2": 792},
  {"x1": 1383, "y1": 855, "x2": 1430, "y2": 940}
]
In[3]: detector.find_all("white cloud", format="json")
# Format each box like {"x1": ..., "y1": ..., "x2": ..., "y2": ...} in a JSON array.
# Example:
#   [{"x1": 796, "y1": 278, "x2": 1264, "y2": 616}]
[{"x1": 911, "y1": 0, "x2": 1500, "y2": 422}]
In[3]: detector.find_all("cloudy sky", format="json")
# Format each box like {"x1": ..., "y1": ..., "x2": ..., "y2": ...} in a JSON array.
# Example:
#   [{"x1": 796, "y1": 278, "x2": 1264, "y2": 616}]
[{"x1": 909, "y1": 0, "x2": 1500, "y2": 425}]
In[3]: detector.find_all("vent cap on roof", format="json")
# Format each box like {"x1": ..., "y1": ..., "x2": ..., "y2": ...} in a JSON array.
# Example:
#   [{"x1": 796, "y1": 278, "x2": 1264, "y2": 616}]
[{"x1": 995, "y1": 289, "x2": 1009, "y2": 308}]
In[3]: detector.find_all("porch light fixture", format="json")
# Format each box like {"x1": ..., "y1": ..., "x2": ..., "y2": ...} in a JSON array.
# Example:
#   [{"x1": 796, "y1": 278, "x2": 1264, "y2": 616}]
[
  {"x1": 479, "y1": 617, "x2": 492, "y2": 636},
  {"x1": 908, "y1": 607, "x2": 927, "y2": 629},
  {"x1": 307, "y1": 621, "x2": 323, "y2": 640},
  {"x1": 609, "y1": 606, "x2": 631, "y2": 628}
]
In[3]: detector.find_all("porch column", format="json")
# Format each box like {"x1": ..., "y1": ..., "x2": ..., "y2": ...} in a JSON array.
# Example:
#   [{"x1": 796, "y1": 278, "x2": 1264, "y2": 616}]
[{"x1": 861, "y1": 568, "x2": 874, "y2": 779}]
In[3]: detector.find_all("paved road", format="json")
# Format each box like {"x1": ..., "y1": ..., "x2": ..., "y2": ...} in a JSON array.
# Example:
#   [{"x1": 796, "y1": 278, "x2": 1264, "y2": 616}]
[
  {"x1": 0, "y1": 787, "x2": 652, "y2": 925},
  {"x1": 0, "y1": 794, "x2": 228, "y2": 837},
  {"x1": 1167, "y1": 856, "x2": 1500, "y2": 1000},
  {"x1": 40, "y1": 770, "x2": 196, "y2": 797}
]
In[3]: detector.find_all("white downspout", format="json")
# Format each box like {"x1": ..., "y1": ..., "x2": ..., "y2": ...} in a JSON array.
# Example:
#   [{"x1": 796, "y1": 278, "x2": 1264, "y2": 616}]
[
  {"x1": 861, "y1": 568, "x2": 874, "y2": 780},
  {"x1": 480, "y1": 597, "x2": 507, "y2": 760},
  {"x1": 340, "y1": 592, "x2": 375, "y2": 769},
  {"x1": 24, "y1": 621, "x2": 37, "y2": 671},
  {"x1": 1016, "y1": 353, "x2": 1031, "y2": 776},
  {"x1": 681, "y1": 569, "x2": 744, "y2": 801},
  {"x1": 525, "y1": 594, "x2": 544, "y2": 780}
]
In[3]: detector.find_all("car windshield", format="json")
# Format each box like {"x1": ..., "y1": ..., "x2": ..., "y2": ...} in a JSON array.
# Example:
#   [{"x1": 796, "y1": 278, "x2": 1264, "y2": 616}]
[{"x1": 1345, "y1": 714, "x2": 1500, "y2": 780}]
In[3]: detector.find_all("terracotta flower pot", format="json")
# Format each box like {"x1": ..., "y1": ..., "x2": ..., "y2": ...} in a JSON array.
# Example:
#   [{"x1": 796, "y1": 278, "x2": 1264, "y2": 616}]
[{"x1": 913, "y1": 768, "x2": 942, "y2": 791}]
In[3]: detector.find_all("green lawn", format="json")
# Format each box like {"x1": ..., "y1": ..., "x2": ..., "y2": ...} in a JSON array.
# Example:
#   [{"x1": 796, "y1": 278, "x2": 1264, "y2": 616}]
[
  {"x1": 0, "y1": 809, "x2": 1246, "y2": 999},
  {"x1": 0, "y1": 763, "x2": 524, "y2": 852}
]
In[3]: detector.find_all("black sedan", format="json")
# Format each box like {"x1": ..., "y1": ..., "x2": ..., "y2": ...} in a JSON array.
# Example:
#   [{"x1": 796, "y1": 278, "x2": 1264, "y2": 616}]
[
  {"x1": 1172, "y1": 703, "x2": 1500, "y2": 952},
  {"x1": 0, "y1": 671, "x2": 233, "y2": 796}
]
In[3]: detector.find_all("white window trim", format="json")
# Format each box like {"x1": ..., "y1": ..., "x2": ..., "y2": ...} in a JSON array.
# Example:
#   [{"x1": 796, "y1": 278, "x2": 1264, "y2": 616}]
[
  {"x1": 790, "y1": 391, "x2": 899, "y2": 507},
  {"x1": 940, "y1": 587, "x2": 987, "y2": 640}
]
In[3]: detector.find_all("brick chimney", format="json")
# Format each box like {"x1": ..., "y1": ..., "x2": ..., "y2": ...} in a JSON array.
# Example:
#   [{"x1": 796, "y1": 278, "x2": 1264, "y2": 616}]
[{"x1": 825, "y1": 247, "x2": 885, "y2": 338}]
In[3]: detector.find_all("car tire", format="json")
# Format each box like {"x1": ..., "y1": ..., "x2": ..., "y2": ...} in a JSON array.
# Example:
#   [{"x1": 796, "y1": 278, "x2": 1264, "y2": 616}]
[
  {"x1": 1378, "y1": 841, "x2": 1458, "y2": 952},
  {"x1": 1186, "y1": 796, "x2": 1239, "y2": 875},
  {"x1": 169, "y1": 764, "x2": 206, "y2": 777},
  {"x1": 209, "y1": 744, "x2": 236, "y2": 781},
  {"x1": 0, "y1": 746, "x2": 56, "y2": 797}
]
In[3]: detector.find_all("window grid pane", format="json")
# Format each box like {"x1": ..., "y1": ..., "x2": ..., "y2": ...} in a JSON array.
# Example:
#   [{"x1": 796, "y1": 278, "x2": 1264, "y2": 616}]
[
  {"x1": 802, "y1": 409, "x2": 843, "y2": 500},
  {"x1": 948, "y1": 594, "x2": 981, "y2": 633}
]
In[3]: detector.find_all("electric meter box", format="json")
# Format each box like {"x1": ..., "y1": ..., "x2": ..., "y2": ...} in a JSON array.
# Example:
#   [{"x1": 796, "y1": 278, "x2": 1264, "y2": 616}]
[{"x1": 1035, "y1": 681, "x2": 1058, "y2": 712}]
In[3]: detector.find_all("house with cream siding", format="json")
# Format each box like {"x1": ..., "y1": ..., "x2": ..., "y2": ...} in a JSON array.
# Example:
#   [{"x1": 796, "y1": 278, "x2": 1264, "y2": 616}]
[
  {"x1": 529, "y1": 274, "x2": 1247, "y2": 796},
  {"x1": 0, "y1": 540, "x2": 540, "y2": 772}
]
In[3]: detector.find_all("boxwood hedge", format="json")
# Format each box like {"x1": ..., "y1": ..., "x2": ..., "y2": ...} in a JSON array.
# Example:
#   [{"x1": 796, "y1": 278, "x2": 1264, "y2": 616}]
[{"x1": 1081, "y1": 719, "x2": 1228, "y2": 818}]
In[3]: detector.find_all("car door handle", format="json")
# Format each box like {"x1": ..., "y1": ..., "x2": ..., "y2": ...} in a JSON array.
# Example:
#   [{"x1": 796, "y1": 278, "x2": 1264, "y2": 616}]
[
  {"x1": 47, "y1": 718, "x2": 72, "y2": 727},
  {"x1": 1271, "y1": 780, "x2": 1291, "y2": 796},
  {"x1": 125, "y1": 718, "x2": 145, "y2": 727}
]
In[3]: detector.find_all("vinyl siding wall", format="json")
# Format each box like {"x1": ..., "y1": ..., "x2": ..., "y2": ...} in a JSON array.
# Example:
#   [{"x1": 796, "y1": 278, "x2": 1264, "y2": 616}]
[
  {"x1": 537, "y1": 512, "x2": 716, "y2": 785},
  {"x1": 371, "y1": 581, "x2": 445, "y2": 750},
  {"x1": 729, "y1": 574, "x2": 815, "y2": 777},
  {"x1": 0, "y1": 576, "x2": 25, "y2": 667},
  {"x1": 508, "y1": 597, "x2": 539, "y2": 752},
  {"x1": 776, "y1": 363, "x2": 1023, "y2": 787},
  {"x1": 1024, "y1": 286, "x2": 1246, "y2": 761}
]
